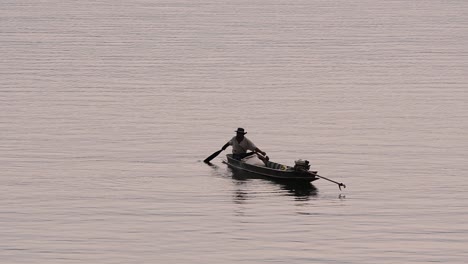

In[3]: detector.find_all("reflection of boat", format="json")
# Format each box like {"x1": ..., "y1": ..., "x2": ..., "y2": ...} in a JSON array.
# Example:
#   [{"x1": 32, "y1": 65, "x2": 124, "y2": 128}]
[{"x1": 223, "y1": 154, "x2": 318, "y2": 183}]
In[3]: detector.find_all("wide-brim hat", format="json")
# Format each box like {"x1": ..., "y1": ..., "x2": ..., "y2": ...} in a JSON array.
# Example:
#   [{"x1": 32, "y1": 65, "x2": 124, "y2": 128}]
[{"x1": 235, "y1": 127, "x2": 247, "y2": 134}]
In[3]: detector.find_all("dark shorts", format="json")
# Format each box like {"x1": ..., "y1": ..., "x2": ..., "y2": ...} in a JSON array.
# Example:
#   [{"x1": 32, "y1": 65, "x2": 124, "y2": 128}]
[{"x1": 232, "y1": 152, "x2": 255, "y2": 160}]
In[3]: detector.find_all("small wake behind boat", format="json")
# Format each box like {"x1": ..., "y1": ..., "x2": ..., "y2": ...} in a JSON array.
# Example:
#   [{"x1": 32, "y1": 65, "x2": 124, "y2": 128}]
[{"x1": 223, "y1": 154, "x2": 319, "y2": 183}]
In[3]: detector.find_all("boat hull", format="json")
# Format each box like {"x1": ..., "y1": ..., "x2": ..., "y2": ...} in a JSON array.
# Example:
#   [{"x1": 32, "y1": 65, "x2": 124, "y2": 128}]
[{"x1": 224, "y1": 154, "x2": 318, "y2": 183}]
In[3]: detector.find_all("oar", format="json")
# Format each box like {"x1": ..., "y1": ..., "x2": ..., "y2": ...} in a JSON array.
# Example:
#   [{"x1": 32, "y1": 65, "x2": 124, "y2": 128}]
[
  {"x1": 204, "y1": 149, "x2": 223, "y2": 163},
  {"x1": 315, "y1": 174, "x2": 346, "y2": 190}
]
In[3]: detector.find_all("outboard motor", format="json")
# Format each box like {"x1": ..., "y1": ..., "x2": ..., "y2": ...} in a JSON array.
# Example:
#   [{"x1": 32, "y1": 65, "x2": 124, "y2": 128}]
[{"x1": 294, "y1": 159, "x2": 310, "y2": 172}]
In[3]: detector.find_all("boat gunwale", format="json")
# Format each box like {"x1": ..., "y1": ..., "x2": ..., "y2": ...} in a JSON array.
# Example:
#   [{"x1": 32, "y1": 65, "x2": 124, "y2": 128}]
[{"x1": 224, "y1": 154, "x2": 317, "y2": 181}]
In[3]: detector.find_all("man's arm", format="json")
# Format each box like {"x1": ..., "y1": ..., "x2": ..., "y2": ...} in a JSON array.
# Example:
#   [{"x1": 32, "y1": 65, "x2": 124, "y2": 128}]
[
  {"x1": 221, "y1": 142, "x2": 230, "y2": 151},
  {"x1": 254, "y1": 147, "x2": 266, "y2": 156}
]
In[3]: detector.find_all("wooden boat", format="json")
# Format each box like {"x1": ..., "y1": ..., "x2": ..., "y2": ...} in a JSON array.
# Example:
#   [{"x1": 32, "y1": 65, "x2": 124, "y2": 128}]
[{"x1": 223, "y1": 154, "x2": 318, "y2": 183}]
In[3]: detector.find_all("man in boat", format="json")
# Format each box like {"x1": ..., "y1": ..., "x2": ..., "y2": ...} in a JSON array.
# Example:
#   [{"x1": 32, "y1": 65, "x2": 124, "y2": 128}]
[{"x1": 221, "y1": 128, "x2": 267, "y2": 160}]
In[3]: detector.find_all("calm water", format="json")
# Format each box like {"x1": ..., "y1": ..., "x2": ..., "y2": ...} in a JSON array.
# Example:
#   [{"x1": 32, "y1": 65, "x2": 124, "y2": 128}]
[{"x1": 1, "y1": 1, "x2": 467, "y2": 263}]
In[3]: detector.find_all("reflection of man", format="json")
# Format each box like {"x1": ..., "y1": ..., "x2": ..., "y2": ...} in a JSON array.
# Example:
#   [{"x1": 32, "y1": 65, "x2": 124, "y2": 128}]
[{"x1": 221, "y1": 128, "x2": 266, "y2": 160}]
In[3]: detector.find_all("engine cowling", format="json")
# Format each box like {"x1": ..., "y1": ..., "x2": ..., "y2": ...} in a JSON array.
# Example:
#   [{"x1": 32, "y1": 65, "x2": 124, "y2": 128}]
[{"x1": 294, "y1": 159, "x2": 310, "y2": 172}]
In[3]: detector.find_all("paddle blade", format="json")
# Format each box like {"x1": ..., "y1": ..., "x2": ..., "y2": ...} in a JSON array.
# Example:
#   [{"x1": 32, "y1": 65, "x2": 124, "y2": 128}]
[{"x1": 204, "y1": 149, "x2": 223, "y2": 163}]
